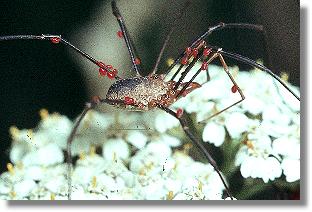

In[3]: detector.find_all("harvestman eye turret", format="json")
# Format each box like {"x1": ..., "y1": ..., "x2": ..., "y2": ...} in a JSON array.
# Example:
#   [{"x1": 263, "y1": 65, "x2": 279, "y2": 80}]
[{"x1": 0, "y1": 0, "x2": 300, "y2": 200}]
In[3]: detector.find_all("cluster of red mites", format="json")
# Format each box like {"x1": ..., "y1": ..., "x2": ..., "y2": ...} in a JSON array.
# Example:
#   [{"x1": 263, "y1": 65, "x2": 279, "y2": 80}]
[
  {"x1": 96, "y1": 61, "x2": 118, "y2": 79},
  {"x1": 181, "y1": 46, "x2": 212, "y2": 71}
]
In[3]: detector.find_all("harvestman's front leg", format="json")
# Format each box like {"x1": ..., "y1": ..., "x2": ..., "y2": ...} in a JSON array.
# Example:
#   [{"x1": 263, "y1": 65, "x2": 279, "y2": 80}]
[
  {"x1": 159, "y1": 105, "x2": 234, "y2": 200},
  {"x1": 111, "y1": 0, "x2": 142, "y2": 76},
  {"x1": 0, "y1": 34, "x2": 121, "y2": 79},
  {"x1": 66, "y1": 96, "x2": 116, "y2": 200}
]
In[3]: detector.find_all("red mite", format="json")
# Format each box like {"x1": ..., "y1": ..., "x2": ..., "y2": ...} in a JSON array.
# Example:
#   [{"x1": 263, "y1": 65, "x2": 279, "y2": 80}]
[
  {"x1": 176, "y1": 108, "x2": 184, "y2": 118},
  {"x1": 117, "y1": 30, "x2": 123, "y2": 38},
  {"x1": 99, "y1": 68, "x2": 107, "y2": 76},
  {"x1": 231, "y1": 85, "x2": 238, "y2": 93},
  {"x1": 134, "y1": 58, "x2": 141, "y2": 65},
  {"x1": 50, "y1": 37, "x2": 60, "y2": 44}
]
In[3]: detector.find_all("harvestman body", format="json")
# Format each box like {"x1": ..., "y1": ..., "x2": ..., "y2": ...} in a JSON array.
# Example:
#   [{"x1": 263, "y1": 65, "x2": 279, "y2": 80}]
[{"x1": 0, "y1": 0, "x2": 300, "y2": 200}]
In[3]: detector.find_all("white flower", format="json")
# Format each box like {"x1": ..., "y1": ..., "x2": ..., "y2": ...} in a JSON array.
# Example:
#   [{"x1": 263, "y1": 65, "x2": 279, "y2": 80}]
[
  {"x1": 224, "y1": 112, "x2": 259, "y2": 139},
  {"x1": 44, "y1": 175, "x2": 67, "y2": 194},
  {"x1": 127, "y1": 131, "x2": 148, "y2": 149},
  {"x1": 38, "y1": 112, "x2": 73, "y2": 149},
  {"x1": 118, "y1": 171, "x2": 137, "y2": 188},
  {"x1": 80, "y1": 110, "x2": 113, "y2": 132},
  {"x1": 0, "y1": 180, "x2": 11, "y2": 195},
  {"x1": 272, "y1": 136, "x2": 300, "y2": 159},
  {"x1": 235, "y1": 128, "x2": 283, "y2": 183},
  {"x1": 194, "y1": 101, "x2": 215, "y2": 121},
  {"x1": 141, "y1": 181, "x2": 167, "y2": 200},
  {"x1": 262, "y1": 106, "x2": 291, "y2": 126},
  {"x1": 9, "y1": 142, "x2": 29, "y2": 165},
  {"x1": 144, "y1": 141, "x2": 172, "y2": 159},
  {"x1": 89, "y1": 173, "x2": 119, "y2": 192},
  {"x1": 281, "y1": 158, "x2": 300, "y2": 182},
  {"x1": 154, "y1": 111, "x2": 179, "y2": 133},
  {"x1": 240, "y1": 95, "x2": 265, "y2": 115},
  {"x1": 22, "y1": 143, "x2": 64, "y2": 167},
  {"x1": 156, "y1": 134, "x2": 182, "y2": 147},
  {"x1": 202, "y1": 121, "x2": 225, "y2": 147},
  {"x1": 102, "y1": 138, "x2": 130, "y2": 161},
  {"x1": 24, "y1": 166, "x2": 44, "y2": 181},
  {"x1": 13, "y1": 179, "x2": 37, "y2": 199},
  {"x1": 240, "y1": 156, "x2": 282, "y2": 183}
]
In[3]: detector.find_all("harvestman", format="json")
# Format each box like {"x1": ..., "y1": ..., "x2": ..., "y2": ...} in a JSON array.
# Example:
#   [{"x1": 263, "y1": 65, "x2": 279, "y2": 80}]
[{"x1": 0, "y1": 0, "x2": 300, "y2": 200}]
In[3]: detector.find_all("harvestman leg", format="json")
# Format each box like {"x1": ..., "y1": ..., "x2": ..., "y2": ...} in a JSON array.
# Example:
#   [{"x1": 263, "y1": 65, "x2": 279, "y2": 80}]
[
  {"x1": 66, "y1": 102, "x2": 94, "y2": 200},
  {"x1": 66, "y1": 97, "x2": 119, "y2": 200},
  {"x1": 198, "y1": 52, "x2": 245, "y2": 123},
  {"x1": 206, "y1": 46, "x2": 300, "y2": 101},
  {"x1": 0, "y1": 34, "x2": 120, "y2": 79},
  {"x1": 164, "y1": 23, "x2": 264, "y2": 78},
  {"x1": 159, "y1": 105, "x2": 234, "y2": 200},
  {"x1": 171, "y1": 48, "x2": 245, "y2": 123},
  {"x1": 164, "y1": 22, "x2": 300, "y2": 101},
  {"x1": 112, "y1": 0, "x2": 142, "y2": 76}
]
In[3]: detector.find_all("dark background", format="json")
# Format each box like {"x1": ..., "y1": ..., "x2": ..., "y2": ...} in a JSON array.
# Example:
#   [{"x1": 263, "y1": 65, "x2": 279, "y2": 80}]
[{"x1": 0, "y1": 0, "x2": 299, "y2": 199}]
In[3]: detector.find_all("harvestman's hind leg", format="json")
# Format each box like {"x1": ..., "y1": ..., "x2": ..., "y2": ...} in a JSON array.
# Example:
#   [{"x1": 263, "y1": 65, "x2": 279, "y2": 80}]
[
  {"x1": 198, "y1": 51, "x2": 245, "y2": 124},
  {"x1": 159, "y1": 105, "x2": 234, "y2": 200}
]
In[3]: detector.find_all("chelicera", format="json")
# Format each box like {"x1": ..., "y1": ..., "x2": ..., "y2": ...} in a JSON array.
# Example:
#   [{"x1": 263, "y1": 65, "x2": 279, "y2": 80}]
[{"x1": 0, "y1": 0, "x2": 300, "y2": 200}]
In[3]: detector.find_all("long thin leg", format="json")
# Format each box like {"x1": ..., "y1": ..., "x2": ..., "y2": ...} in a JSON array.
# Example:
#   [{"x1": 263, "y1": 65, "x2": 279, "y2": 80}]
[
  {"x1": 66, "y1": 96, "x2": 117, "y2": 200},
  {"x1": 163, "y1": 22, "x2": 300, "y2": 101},
  {"x1": 67, "y1": 103, "x2": 93, "y2": 200},
  {"x1": 175, "y1": 51, "x2": 219, "y2": 98},
  {"x1": 159, "y1": 105, "x2": 233, "y2": 200},
  {"x1": 198, "y1": 52, "x2": 245, "y2": 124},
  {"x1": 164, "y1": 23, "x2": 264, "y2": 77},
  {"x1": 207, "y1": 46, "x2": 300, "y2": 101},
  {"x1": 171, "y1": 41, "x2": 207, "y2": 88},
  {"x1": 173, "y1": 50, "x2": 203, "y2": 90},
  {"x1": 0, "y1": 34, "x2": 121, "y2": 80},
  {"x1": 112, "y1": 0, "x2": 142, "y2": 76},
  {"x1": 172, "y1": 49, "x2": 244, "y2": 124}
]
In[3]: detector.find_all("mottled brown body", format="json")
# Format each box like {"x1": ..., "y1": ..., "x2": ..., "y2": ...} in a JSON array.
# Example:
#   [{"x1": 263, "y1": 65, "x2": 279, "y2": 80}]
[{"x1": 106, "y1": 74, "x2": 200, "y2": 110}]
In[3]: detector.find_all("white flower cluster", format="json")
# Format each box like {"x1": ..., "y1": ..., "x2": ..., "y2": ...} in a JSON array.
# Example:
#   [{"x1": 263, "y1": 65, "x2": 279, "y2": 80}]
[
  {"x1": 169, "y1": 63, "x2": 300, "y2": 184},
  {"x1": 0, "y1": 109, "x2": 225, "y2": 200}
]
